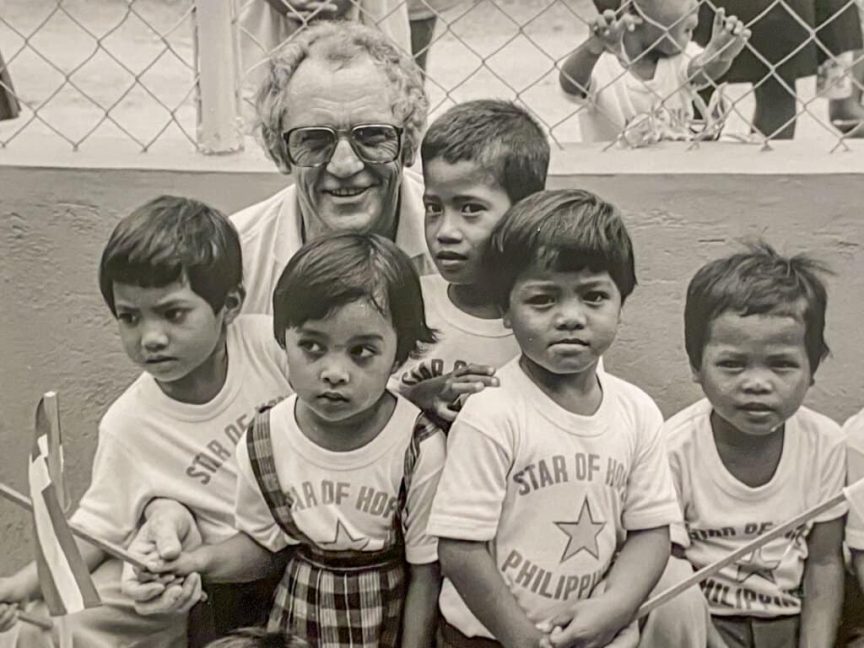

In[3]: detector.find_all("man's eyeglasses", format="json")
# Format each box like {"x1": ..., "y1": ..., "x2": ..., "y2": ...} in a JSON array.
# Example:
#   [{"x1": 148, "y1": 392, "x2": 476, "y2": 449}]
[{"x1": 282, "y1": 124, "x2": 403, "y2": 168}]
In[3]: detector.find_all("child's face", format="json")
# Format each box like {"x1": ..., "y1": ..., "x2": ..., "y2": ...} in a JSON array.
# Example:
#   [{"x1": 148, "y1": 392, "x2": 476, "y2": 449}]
[
  {"x1": 637, "y1": 0, "x2": 698, "y2": 56},
  {"x1": 694, "y1": 309, "x2": 813, "y2": 437},
  {"x1": 423, "y1": 158, "x2": 513, "y2": 286},
  {"x1": 113, "y1": 279, "x2": 234, "y2": 391},
  {"x1": 282, "y1": 298, "x2": 398, "y2": 426},
  {"x1": 504, "y1": 266, "x2": 622, "y2": 376}
]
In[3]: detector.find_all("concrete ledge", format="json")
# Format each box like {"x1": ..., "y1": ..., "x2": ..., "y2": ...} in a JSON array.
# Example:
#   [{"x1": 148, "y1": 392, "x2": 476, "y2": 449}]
[{"x1": 2, "y1": 133, "x2": 863, "y2": 175}]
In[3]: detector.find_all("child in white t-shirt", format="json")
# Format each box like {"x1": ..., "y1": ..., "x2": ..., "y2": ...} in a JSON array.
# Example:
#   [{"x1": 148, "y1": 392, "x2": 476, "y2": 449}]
[
  {"x1": 142, "y1": 233, "x2": 446, "y2": 648},
  {"x1": 428, "y1": 189, "x2": 683, "y2": 648},
  {"x1": 394, "y1": 99, "x2": 550, "y2": 423},
  {"x1": 559, "y1": 0, "x2": 750, "y2": 142},
  {"x1": 0, "y1": 196, "x2": 293, "y2": 647},
  {"x1": 660, "y1": 243, "x2": 846, "y2": 647}
]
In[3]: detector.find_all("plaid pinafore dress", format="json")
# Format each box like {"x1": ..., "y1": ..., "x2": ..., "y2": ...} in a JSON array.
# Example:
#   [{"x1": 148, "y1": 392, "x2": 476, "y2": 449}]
[{"x1": 246, "y1": 407, "x2": 438, "y2": 648}]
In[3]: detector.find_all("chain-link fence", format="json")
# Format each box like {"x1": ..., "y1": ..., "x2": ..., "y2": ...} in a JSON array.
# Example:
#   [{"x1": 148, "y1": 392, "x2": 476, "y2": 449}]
[{"x1": 1, "y1": 0, "x2": 862, "y2": 154}]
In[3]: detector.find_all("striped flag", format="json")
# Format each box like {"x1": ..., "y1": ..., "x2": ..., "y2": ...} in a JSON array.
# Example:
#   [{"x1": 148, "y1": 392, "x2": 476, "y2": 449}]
[{"x1": 28, "y1": 396, "x2": 101, "y2": 616}]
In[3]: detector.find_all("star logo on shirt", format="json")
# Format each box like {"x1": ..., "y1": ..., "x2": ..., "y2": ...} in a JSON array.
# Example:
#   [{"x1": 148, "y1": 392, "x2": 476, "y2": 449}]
[
  {"x1": 735, "y1": 547, "x2": 781, "y2": 585},
  {"x1": 321, "y1": 519, "x2": 370, "y2": 551},
  {"x1": 555, "y1": 498, "x2": 606, "y2": 563}
]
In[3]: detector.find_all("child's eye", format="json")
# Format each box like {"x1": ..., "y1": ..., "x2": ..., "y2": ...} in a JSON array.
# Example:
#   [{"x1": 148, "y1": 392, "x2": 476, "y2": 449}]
[
  {"x1": 424, "y1": 202, "x2": 442, "y2": 219},
  {"x1": 461, "y1": 203, "x2": 485, "y2": 216},
  {"x1": 526, "y1": 294, "x2": 554, "y2": 307},
  {"x1": 164, "y1": 309, "x2": 186, "y2": 323},
  {"x1": 298, "y1": 340, "x2": 324, "y2": 355},
  {"x1": 351, "y1": 345, "x2": 379, "y2": 360},
  {"x1": 772, "y1": 359, "x2": 800, "y2": 370},
  {"x1": 116, "y1": 312, "x2": 138, "y2": 325},
  {"x1": 716, "y1": 360, "x2": 744, "y2": 370},
  {"x1": 584, "y1": 291, "x2": 609, "y2": 305}
]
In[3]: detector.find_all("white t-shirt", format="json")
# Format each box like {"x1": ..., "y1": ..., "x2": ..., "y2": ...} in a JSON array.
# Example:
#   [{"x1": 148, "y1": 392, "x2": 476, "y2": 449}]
[
  {"x1": 71, "y1": 316, "x2": 292, "y2": 547},
  {"x1": 665, "y1": 399, "x2": 847, "y2": 618},
  {"x1": 232, "y1": 169, "x2": 434, "y2": 315},
  {"x1": 427, "y1": 359, "x2": 681, "y2": 638},
  {"x1": 393, "y1": 274, "x2": 520, "y2": 389},
  {"x1": 234, "y1": 393, "x2": 446, "y2": 564},
  {"x1": 844, "y1": 408, "x2": 864, "y2": 549},
  {"x1": 568, "y1": 44, "x2": 702, "y2": 143}
]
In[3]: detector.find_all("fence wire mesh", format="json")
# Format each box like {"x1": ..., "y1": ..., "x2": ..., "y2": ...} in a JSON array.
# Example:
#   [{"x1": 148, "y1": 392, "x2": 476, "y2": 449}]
[{"x1": 1, "y1": 0, "x2": 863, "y2": 154}]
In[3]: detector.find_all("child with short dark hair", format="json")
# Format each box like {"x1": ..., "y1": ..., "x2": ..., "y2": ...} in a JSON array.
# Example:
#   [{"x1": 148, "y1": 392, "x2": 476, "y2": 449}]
[
  {"x1": 427, "y1": 189, "x2": 682, "y2": 648},
  {"x1": 394, "y1": 99, "x2": 550, "y2": 422},
  {"x1": 663, "y1": 242, "x2": 846, "y2": 647},
  {"x1": 205, "y1": 626, "x2": 308, "y2": 648},
  {"x1": 145, "y1": 233, "x2": 446, "y2": 648},
  {"x1": 0, "y1": 196, "x2": 293, "y2": 646}
]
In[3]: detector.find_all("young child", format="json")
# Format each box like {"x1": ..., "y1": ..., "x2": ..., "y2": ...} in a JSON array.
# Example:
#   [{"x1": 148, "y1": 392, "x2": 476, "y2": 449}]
[
  {"x1": 394, "y1": 99, "x2": 550, "y2": 423},
  {"x1": 0, "y1": 196, "x2": 293, "y2": 646},
  {"x1": 144, "y1": 233, "x2": 446, "y2": 648},
  {"x1": 664, "y1": 243, "x2": 846, "y2": 647},
  {"x1": 205, "y1": 626, "x2": 308, "y2": 648},
  {"x1": 427, "y1": 189, "x2": 682, "y2": 648},
  {"x1": 559, "y1": 0, "x2": 750, "y2": 142}
]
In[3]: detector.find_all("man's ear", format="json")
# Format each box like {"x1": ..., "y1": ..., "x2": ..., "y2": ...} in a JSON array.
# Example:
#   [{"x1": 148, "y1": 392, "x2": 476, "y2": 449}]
[
  {"x1": 222, "y1": 286, "x2": 246, "y2": 325},
  {"x1": 401, "y1": 139, "x2": 417, "y2": 167}
]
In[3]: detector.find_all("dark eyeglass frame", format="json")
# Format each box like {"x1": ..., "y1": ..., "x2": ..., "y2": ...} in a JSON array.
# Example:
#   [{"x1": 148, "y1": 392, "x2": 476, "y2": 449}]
[{"x1": 282, "y1": 124, "x2": 404, "y2": 168}]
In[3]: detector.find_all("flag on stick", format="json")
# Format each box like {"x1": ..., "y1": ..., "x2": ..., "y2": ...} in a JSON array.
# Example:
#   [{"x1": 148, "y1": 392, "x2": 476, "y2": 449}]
[{"x1": 28, "y1": 395, "x2": 101, "y2": 617}]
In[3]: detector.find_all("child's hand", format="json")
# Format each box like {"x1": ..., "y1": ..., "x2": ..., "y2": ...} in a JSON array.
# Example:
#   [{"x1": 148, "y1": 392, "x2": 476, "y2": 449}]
[
  {"x1": 0, "y1": 576, "x2": 27, "y2": 633},
  {"x1": 587, "y1": 10, "x2": 643, "y2": 56},
  {"x1": 0, "y1": 602, "x2": 18, "y2": 634},
  {"x1": 703, "y1": 8, "x2": 750, "y2": 63},
  {"x1": 540, "y1": 596, "x2": 629, "y2": 648},
  {"x1": 434, "y1": 364, "x2": 500, "y2": 422}
]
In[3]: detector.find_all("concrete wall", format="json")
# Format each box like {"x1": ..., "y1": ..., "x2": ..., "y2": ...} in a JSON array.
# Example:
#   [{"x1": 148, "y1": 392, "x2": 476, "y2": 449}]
[{"x1": 1, "y1": 141, "x2": 863, "y2": 574}]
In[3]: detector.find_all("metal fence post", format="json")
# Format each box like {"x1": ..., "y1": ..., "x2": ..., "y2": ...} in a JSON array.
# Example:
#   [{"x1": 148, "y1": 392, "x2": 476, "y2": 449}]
[{"x1": 194, "y1": 0, "x2": 243, "y2": 154}]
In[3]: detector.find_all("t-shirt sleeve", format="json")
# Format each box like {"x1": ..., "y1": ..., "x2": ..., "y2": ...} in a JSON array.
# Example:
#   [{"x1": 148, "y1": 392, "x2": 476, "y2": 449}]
[
  {"x1": 811, "y1": 423, "x2": 847, "y2": 524},
  {"x1": 70, "y1": 422, "x2": 153, "y2": 547},
  {"x1": 403, "y1": 417, "x2": 447, "y2": 565},
  {"x1": 621, "y1": 399, "x2": 682, "y2": 531},
  {"x1": 846, "y1": 413, "x2": 864, "y2": 549},
  {"x1": 427, "y1": 406, "x2": 512, "y2": 541},
  {"x1": 665, "y1": 433, "x2": 691, "y2": 549},
  {"x1": 232, "y1": 433, "x2": 293, "y2": 552}
]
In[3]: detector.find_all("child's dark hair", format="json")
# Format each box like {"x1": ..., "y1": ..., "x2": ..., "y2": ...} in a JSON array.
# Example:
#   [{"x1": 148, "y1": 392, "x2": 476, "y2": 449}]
[
  {"x1": 486, "y1": 189, "x2": 636, "y2": 310},
  {"x1": 272, "y1": 233, "x2": 436, "y2": 366},
  {"x1": 205, "y1": 627, "x2": 308, "y2": 648},
  {"x1": 99, "y1": 195, "x2": 242, "y2": 316},
  {"x1": 685, "y1": 241, "x2": 831, "y2": 375},
  {"x1": 420, "y1": 99, "x2": 550, "y2": 204}
]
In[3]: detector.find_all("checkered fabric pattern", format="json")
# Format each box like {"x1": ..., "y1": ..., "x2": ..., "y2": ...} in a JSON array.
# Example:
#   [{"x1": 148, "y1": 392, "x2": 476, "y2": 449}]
[{"x1": 246, "y1": 407, "x2": 443, "y2": 647}]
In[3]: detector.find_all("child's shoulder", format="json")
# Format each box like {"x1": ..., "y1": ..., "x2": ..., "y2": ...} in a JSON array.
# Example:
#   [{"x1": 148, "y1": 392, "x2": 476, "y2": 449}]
[
  {"x1": 229, "y1": 186, "x2": 295, "y2": 239},
  {"x1": 597, "y1": 371, "x2": 664, "y2": 429},
  {"x1": 790, "y1": 405, "x2": 844, "y2": 446},
  {"x1": 843, "y1": 407, "x2": 864, "y2": 438},
  {"x1": 662, "y1": 399, "x2": 714, "y2": 449},
  {"x1": 98, "y1": 373, "x2": 160, "y2": 437},
  {"x1": 229, "y1": 313, "x2": 275, "y2": 345}
]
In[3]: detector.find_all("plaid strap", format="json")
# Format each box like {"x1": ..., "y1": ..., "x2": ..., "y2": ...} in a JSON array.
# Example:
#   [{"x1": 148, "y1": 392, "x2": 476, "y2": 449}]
[
  {"x1": 246, "y1": 409, "x2": 315, "y2": 546},
  {"x1": 396, "y1": 412, "x2": 442, "y2": 540}
]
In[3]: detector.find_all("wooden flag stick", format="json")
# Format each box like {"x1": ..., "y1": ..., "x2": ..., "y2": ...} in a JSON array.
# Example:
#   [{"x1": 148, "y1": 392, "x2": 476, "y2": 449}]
[
  {"x1": 41, "y1": 392, "x2": 69, "y2": 514},
  {"x1": 0, "y1": 482, "x2": 149, "y2": 572},
  {"x1": 636, "y1": 490, "x2": 846, "y2": 619}
]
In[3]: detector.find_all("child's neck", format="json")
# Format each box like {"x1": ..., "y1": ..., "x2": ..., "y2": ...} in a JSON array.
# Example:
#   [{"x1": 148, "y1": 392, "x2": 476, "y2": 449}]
[
  {"x1": 623, "y1": 32, "x2": 660, "y2": 80},
  {"x1": 710, "y1": 410, "x2": 785, "y2": 488},
  {"x1": 519, "y1": 355, "x2": 603, "y2": 416},
  {"x1": 448, "y1": 282, "x2": 501, "y2": 320},
  {"x1": 295, "y1": 391, "x2": 397, "y2": 452},
  {"x1": 157, "y1": 339, "x2": 229, "y2": 405}
]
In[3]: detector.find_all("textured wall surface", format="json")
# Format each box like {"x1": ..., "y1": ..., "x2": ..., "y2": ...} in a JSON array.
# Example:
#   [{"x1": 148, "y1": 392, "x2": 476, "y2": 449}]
[{"x1": 0, "y1": 163, "x2": 862, "y2": 575}]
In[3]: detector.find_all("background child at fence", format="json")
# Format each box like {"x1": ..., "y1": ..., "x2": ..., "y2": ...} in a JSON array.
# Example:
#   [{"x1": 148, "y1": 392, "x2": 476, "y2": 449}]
[
  {"x1": 141, "y1": 233, "x2": 446, "y2": 648},
  {"x1": 0, "y1": 196, "x2": 293, "y2": 647},
  {"x1": 393, "y1": 99, "x2": 549, "y2": 423},
  {"x1": 658, "y1": 243, "x2": 846, "y2": 647},
  {"x1": 559, "y1": 0, "x2": 750, "y2": 143},
  {"x1": 426, "y1": 189, "x2": 687, "y2": 648}
]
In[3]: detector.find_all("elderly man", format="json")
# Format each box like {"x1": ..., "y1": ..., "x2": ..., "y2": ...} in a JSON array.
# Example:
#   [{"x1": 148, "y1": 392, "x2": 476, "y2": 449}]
[
  {"x1": 114, "y1": 20, "x2": 436, "y2": 645},
  {"x1": 234, "y1": 20, "x2": 434, "y2": 314}
]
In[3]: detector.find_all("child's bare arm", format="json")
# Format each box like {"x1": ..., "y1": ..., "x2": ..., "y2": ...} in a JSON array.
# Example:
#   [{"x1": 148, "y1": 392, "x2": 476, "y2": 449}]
[
  {"x1": 146, "y1": 531, "x2": 281, "y2": 584},
  {"x1": 687, "y1": 9, "x2": 750, "y2": 86},
  {"x1": 401, "y1": 562, "x2": 441, "y2": 648},
  {"x1": 547, "y1": 526, "x2": 669, "y2": 648},
  {"x1": 799, "y1": 518, "x2": 844, "y2": 648},
  {"x1": 560, "y1": 11, "x2": 641, "y2": 97},
  {"x1": 439, "y1": 538, "x2": 543, "y2": 648}
]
